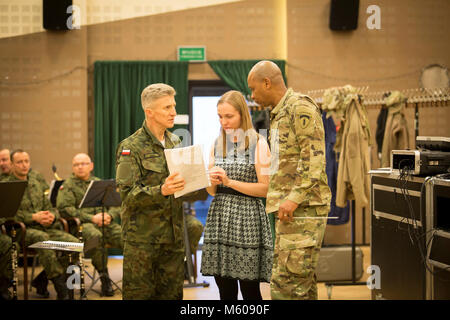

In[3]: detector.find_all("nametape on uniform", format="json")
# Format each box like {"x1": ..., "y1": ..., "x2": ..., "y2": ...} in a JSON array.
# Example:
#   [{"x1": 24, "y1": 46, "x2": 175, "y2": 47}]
[
  {"x1": 299, "y1": 113, "x2": 311, "y2": 129},
  {"x1": 121, "y1": 149, "x2": 131, "y2": 156},
  {"x1": 144, "y1": 152, "x2": 160, "y2": 159}
]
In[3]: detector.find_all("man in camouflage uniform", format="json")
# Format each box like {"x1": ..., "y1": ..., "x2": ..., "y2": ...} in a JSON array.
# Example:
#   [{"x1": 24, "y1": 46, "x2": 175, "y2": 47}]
[
  {"x1": 7, "y1": 149, "x2": 80, "y2": 300},
  {"x1": 56, "y1": 152, "x2": 123, "y2": 297},
  {"x1": 247, "y1": 61, "x2": 331, "y2": 300},
  {"x1": 0, "y1": 149, "x2": 13, "y2": 299},
  {"x1": 0, "y1": 219, "x2": 13, "y2": 300},
  {"x1": 185, "y1": 214, "x2": 203, "y2": 258},
  {"x1": 0, "y1": 148, "x2": 12, "y2": 181},
  {"x1": 115, "y1": 83, "x2": 188, "y2": 300}
]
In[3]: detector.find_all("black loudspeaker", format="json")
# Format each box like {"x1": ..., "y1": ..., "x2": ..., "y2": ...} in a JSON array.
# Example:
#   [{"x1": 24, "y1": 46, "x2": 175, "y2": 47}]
[
  {"x1": 43, "y1": 0, "x2": 73, "y2": 30},
  {"x1": 329, "y1": 0, "x2": 359, "y2": 31}
]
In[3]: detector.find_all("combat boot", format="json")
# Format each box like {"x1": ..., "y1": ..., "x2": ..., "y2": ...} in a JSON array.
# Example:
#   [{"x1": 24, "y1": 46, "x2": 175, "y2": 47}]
[
  {"x1": 31, "y1": 270, "x2": 50, "y2": 298},
  {"x1": 100, "y1": 270, "x2": 114, "y2": 297},
  {"x1": 50, "y1": 274, "x2": 70, "y2": 300}
]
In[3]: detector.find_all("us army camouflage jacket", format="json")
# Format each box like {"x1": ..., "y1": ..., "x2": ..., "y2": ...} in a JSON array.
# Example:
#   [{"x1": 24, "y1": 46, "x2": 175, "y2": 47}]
[
  {"x1": 56, "y1": 174, "x2": 120, "y2": 224},
  {"x1": 115, "y1": 121, "x2": 184, "y2": 245},
  {"x1": 266, "y1": 88, "x2": 331, "y2": 214},
  {"x1": 7, "y1": 170, "x2": 60, "y2": 230}
]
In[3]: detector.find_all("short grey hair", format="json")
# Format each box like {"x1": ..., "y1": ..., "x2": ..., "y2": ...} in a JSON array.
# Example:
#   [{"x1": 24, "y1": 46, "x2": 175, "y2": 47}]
[{"x1": 141, "y1": 83, "x2": 176, "y2": 111}]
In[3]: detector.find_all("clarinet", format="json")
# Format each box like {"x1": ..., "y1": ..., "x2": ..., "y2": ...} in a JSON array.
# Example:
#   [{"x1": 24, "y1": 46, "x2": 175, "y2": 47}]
[
  {"x1": 78, "y1": 225, "x2": 86, "y2": 299},
  {"x1": 11, "y1": 228, "x2": 18, "y2": 300},
  {"x1": 68, "y1": 251, "x2": 74, "y2": 300}
]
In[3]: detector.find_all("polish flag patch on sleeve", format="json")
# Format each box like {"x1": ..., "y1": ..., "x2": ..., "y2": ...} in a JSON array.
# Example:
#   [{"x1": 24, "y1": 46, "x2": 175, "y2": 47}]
[{"x1": 121, "y1": 149, "x2": 131, "y2": 155}]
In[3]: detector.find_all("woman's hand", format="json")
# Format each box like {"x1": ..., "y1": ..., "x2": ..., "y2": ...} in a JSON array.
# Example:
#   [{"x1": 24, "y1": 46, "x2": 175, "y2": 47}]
[
  {"x1": 210, "y1": 166, "x2": 231, "y2": 187},
  {"x1": 208, "y1": 168, "x2": 222, "y2": 186}
]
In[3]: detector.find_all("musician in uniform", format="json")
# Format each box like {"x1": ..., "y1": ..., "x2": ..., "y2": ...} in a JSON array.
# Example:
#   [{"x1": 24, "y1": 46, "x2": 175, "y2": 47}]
[
  {"x1": 56, "y1": 152, "x2": 123, "y2": 297},
  {"x1": 6, "y1": 149, "x2": 80, "y2": 300},
  {"x1": 185, "y1": 213, "x2": 203, "y2": 259},
  {"x1": 0, "y1": 148, "x2": 12, "y2": 181},
  {"x1": 1, "y1": 149, "x2": 15, "y2": 299},
  {"x1": 0, "y1": 220, "x2": 13, "y2": 300}
]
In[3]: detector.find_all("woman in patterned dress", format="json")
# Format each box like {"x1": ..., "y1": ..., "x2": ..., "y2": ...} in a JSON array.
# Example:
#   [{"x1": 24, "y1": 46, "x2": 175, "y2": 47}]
[{"x1": 200, "y1": 90, "x2": 273, "y2": 300}]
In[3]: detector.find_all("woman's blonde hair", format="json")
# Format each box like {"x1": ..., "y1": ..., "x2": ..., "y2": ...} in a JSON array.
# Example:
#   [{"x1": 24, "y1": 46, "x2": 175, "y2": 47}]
[{"x1": 217, "y1": 90, "x2": 258, "y2": 158}]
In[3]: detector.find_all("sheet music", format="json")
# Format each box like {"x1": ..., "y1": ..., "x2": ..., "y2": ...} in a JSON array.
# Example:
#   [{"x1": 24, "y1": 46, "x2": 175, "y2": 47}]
[
  {"x1": 29, "y1": 240, "x2": 84, "y2": 252},
  {"x1": 164, "y1": 145, "x2": 211, "y2": 198}
]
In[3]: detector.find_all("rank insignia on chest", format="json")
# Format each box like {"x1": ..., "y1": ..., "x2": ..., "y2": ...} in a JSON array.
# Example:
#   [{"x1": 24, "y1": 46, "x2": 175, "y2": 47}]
[
  {"x1": 121, "y1": 149, "x2": 131, "y2": 156},
  {"x1": 299, "y1": 113, "x2": 311, "y2": 129}
]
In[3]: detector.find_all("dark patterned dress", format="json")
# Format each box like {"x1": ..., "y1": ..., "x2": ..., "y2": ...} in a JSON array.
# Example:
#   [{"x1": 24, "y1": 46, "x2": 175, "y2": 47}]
[{"x1": 200, "y1": 139, "x2": 273, "y2": 282}]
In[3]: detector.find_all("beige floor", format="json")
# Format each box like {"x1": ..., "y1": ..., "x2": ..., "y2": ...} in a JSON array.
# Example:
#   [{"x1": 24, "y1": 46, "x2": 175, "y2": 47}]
[{"x1": 14, "y1": 246, "x2": 371, "y2": 300}]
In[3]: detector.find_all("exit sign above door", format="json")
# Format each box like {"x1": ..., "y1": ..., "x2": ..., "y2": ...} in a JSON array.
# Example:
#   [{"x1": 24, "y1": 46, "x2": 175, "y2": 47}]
[{"x1": 177, "y1": 46, "x2": 206, "y2": 62}]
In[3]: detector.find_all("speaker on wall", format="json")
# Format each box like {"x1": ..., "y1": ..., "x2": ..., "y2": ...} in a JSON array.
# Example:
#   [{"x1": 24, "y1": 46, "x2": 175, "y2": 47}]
[
  {"x1": 329, "y1": 0, "x2": 359, "y2": 31},
  {"x1": 43, "y1": 0, "x2": 73, "y2": 31}
]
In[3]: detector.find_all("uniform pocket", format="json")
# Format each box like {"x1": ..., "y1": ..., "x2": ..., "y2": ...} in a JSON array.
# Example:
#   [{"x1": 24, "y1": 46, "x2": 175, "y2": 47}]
[
  {"x1": 142, "y1": 159, "x2": 166, "y2": 186},
  {"x1": 116, "y1": 159, "x2": 133, "y2": 186},
  {"x1": 278, "y1": 234, "x2": 317, "y2": 276},
  {"x1": 142, "y1": 160, "x2": 164, "y2": 173}
]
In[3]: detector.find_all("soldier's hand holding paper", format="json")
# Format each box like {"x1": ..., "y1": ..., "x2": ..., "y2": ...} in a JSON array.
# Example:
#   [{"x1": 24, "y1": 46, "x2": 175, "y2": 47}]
[
  {"x1": 161, "y1": 172, "x2": 185, "y2": 196},
  {"x1": 164, "y1": 145, "x2": 211, "y2": 198}
]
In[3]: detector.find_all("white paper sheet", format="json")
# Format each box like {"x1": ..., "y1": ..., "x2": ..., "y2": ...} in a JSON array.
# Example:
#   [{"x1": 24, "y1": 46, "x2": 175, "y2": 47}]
[
  {"x1": 164, "y1": 145, "x2": 211, "y2": 198},
  {"x1": 29, "y1": 241, "x2": 84, "y2": 252}
]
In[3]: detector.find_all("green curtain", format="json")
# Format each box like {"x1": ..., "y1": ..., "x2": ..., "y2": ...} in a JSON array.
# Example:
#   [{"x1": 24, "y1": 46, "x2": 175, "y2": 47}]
[
  {"x1": 208, "y1": 59, "x2": 287, "y2": 99},
  {"x1": 93, "y1": 61, "x2": 188, "y2": 179}
]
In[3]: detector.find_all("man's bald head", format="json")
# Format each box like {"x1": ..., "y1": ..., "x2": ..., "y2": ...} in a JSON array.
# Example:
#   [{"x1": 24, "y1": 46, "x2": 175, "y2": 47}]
[
  {"x1": 73, "y1": 153, "x2": 91, "y2": 163},
  {"x1": 72, "y1": 153, "x2": 93, "y2": 180},
  {"x1": 248, "y1": 60, "x2": 284, "y2": 85},
  {"x1": 247, "y1": 60, "x2": 287, "y2": 108}
]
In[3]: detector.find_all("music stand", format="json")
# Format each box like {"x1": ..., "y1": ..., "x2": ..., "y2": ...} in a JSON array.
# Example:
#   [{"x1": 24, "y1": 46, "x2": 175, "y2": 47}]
[
  {"x1": 0, "y1": 180, "x2": 27, "y2": 300},
  {"x1": 28, "y1": 239, "x2": 89, "y2": 300},
  {"x1": 78, "y1": 179, "x2": 122, "y2": 296},
  {"x1": 48, "y1": 179, "x2": 64, "y2": 207},
  {"x1": 0, "y1": 181, "x2": 27, "y2": 220}
]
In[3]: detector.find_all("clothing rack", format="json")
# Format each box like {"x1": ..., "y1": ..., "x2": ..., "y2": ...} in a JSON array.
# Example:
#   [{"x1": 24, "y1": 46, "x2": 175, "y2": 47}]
[
  {"x1": 248, "y1": 87, "x2": 450, "y2": 111},
  {"x1": 307, "y1": 86, "x2": 450, "y2": 147},
  {"x1": 306, "y1": 87, "x2": 450, "y2": 109}
]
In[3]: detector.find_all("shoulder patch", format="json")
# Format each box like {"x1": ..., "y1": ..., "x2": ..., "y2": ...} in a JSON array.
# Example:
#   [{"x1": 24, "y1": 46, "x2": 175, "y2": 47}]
[
  {"x1": 121, "y1": 149, "x2": 131, "y2": 156},
  {"x1": 299, "y1": 113, "x2": 312, "y2": 129}
]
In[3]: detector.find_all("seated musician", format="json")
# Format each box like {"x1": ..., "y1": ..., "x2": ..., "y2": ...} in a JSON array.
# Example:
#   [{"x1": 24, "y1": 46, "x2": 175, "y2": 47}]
[
  {"x1": 0, "y1": 219, "x2": 13, "y2": 300},
  {"x1": 5, "y1": 149, "x2": 80, "y2": 300},
  {"x1": 56, "y1": 153, "x2": 123, "y2": 297}
]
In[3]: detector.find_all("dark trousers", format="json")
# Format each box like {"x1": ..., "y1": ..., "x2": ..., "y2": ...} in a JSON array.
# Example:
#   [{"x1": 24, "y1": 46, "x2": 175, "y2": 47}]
[{"x1": 214, "y1": 276, "x2": 262, "y2": 300}]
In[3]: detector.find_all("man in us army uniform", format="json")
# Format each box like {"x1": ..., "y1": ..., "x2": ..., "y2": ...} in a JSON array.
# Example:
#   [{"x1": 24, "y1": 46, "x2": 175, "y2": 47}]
[
  {"x1": 6, "y1": 149, "x2": 80, "y2": 300},
  {"x1": 247, "y1": 61, "x2": 331, "y2": 300},
  {"x1": 57, "y1": 152, "x2": 123, "y2": 297},
  {"x1": 115, "y1": 83, "x2": 188, "y2": 300}
]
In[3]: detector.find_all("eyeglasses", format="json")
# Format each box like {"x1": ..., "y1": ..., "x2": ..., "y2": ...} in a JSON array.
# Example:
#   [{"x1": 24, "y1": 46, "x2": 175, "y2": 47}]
[{"x1": 73, "y1": 162, "x2": 91, "y2": 167}]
